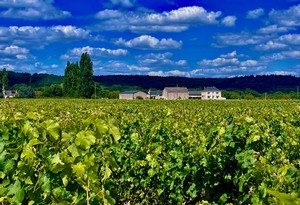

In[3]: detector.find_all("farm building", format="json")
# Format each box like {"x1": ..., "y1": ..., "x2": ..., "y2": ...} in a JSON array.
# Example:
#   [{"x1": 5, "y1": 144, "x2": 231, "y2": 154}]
[
  {"x1": 119, "y1": 91, "x2": 147, "y2": 100},
  {"x1": 162, "y1": 87, "x2": 189, "y2": 100},
  {"x1": 2, "y1": 90, "x2": 18, "y2": 98},
  {"x1": 148, "y1": 89, "x2": 163, "y2": 99},
  {"x1": 201, "y1": 87, "x2": 226, "y2": 100},
  {"x1": 189, "y1": 91, "x2": 202, "y2": 99}
]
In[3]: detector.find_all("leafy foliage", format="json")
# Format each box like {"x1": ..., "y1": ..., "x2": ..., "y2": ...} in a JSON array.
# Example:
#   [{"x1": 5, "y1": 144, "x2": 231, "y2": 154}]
[
  {"x1": 0, "y1": 99, "x2": 299, "y2": 204},
  {"x1": 1, "y1": 68, "x2": 8, "y2": 90},
  {"x1": 63, "y1": 53, "x2": 94, "y2": 98}
]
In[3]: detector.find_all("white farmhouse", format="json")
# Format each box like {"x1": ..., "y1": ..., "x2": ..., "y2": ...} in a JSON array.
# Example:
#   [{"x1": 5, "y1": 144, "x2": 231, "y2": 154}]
[
  {"x1": 119, "y1": 91, "x2": 147, "y2": 100},
  {"x1": 162, "y1": 87, "x2": 189, "y2": 100},
  {"x1": 2, "y1": 90, "x2": 18, "y2": 98},
  {"x1": 201, "y1": 87, "x2": 226, "y2": 100}
]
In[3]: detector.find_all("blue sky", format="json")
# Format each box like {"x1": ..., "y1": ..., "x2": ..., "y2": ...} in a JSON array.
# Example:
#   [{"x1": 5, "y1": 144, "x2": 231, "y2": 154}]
[{"x1": 0, "y1": 0, "x2": 300, "y2": 77}]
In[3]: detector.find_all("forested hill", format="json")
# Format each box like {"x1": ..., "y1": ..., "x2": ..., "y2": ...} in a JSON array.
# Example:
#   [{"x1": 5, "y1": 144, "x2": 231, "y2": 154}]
[
  {"x1": 7, "y1": 71, "x2": 63, "y2": 87},
  {"x1": 6, "y1": 71, "x2": 300, "y2": 93},
  {"x1": 93, "y1": 75, "x2": 300, "y2": 93}
]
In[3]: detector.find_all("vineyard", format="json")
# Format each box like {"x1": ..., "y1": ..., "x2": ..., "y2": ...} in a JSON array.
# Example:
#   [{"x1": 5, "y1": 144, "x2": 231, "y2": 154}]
[{"x1": 0, "y1": 99, "x2": 299, "y2": 204}]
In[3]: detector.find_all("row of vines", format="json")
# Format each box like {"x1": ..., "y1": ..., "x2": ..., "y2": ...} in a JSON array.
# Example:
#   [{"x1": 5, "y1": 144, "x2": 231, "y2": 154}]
[{"x1": 0, "y1": 99, "x2": 299, "y2": 204}]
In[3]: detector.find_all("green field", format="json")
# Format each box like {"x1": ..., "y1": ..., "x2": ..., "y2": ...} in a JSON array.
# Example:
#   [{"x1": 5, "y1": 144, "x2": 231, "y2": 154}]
[{"x1": 0, "y1": 99, "x2": 299, "y2": 204}]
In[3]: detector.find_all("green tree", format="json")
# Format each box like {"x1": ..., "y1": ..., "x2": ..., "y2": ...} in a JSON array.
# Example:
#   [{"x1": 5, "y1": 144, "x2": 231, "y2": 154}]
[
  {"x1": 107, "y1": 91, "x2": 120, "y2": 99},
  {"x1": 12, "y1": 84, "x2": 35, "y2": 98},
  {"x1": 63, "y1": 53, "x2": 94, "y2": 98},
  {"x1": 79, "y1": 52, "x2": 94, "y2": 98},
  {"x1": 63, "y1": 61, "x2": 72, "y2": 96},
  {"x1": 1, "y1": 68, "x2": 8, "y2": 90},
  {"x1": 42, "y1": 84, "x2": 63, "y2": 97}
]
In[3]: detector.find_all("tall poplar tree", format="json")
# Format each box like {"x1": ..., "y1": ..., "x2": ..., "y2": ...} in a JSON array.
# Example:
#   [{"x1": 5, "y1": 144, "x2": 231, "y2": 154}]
[
  {"x1": 1, "y1": 68, "x2": 8, "y2": 90},
  {"x1": 63, "y1": 53, "x2": 94, "y2": 98},
  {"x1": 79, "y1": 52, "x2": 94, "y2": 98},
  {"x1": 63, "y1": 61, "x2": 71, "y2": 96}
]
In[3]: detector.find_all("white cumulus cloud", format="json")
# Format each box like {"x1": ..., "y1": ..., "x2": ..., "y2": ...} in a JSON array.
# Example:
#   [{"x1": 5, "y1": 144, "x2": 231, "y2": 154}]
[
  {"x1": 255, "y1": 34, "x2": 300, "y2": 51},
  {"x1": 61, "y1": 46, "x2": 128, "y2": 59},
  {"x1": 0, "y1": 0, "x2": 71, "y2": 20},
  {"x1": 214, "y1": 32, "x2": 273, "y2": 46},
  {"x1": 221, "y1": 16, "x2": 237, "y2": 27},
  {"x1": 257, "y1": 25, "x2": 293, "y2": 34},
  {"x1": 247, "y1": 8, "x2": 265, "y2": 19},
  {"x1": 0, "y1": 26, "x2": 91, "y2": 48},
  {"x1": 196, "y1": 51, "x2": 264, "y2": 77},
  {"x1": 110, "y1": 0, "x2": 135, "y2": 8},
  {"x1": 269, "y1": 3, "x2": 300, "y2": 27},
  {"x1": 137, "y1": 52, "x2": 187, "y2": 68},
  {"x1": 94, "y1": 6, "x2": 233, "y2": 33},
  {"x1": 115, "y1": 35, "x2": 182, "y2": 50}
]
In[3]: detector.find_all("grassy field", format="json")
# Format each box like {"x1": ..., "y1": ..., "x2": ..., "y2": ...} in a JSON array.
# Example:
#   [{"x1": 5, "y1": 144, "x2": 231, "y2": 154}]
[{"x1": 0, "y1": 99, "x2": 299, "y2": 204}]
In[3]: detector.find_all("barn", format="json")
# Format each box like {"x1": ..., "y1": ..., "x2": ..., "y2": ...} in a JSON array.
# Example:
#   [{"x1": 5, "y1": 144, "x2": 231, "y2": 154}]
[
  {"x1": 119, "y1": 91, "x2": 147, "y2": 100},
  {"x1": 162, "y1": 87, "x2": 189, "y2": 100}
]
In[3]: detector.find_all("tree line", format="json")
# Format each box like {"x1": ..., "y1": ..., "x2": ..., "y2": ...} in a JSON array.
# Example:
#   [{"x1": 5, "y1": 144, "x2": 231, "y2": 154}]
[{"x1": 2, "y1": 51, "x2": 300, "y2": 99}]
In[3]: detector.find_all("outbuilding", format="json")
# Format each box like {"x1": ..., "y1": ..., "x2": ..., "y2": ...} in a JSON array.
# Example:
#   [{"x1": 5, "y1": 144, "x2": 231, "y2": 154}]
[
  {"x1": 162, "y1": 87, "x2": 189, "y2": 100},
  {"x1": 119, "y1": 91, "x2": 147, "y2": 100},
  {"x1": 189, "y1": 91, "x2": 202, "y2": 99}
]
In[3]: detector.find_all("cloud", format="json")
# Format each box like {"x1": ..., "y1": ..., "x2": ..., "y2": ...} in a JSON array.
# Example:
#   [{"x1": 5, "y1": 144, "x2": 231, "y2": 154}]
[
  {"x1": 95, "y1": 9, "x2": 123, "y2": 19},
  {"x1": 127, "y1": 65, "x2": 150, "y2": 71},
  {"x1": 259, "y1": 71, "x2": 297, "y2": 76},
  {"x1": 255, "y1": 34, "x2": 300, "y2": 51},
  {"x1": 0, "y1": 63, "x2": 15, "y2": 71},
  {"x1": 148, "y1": 70, "x2": 189, "y2": 77},
  {"x1": 220, "y1": 51, "x2": 238, "y2": 58},
  {"x1": 196, "y1": 51, "x2": 265, "y2": 77},
  {"x1": 1, "y1": 45, "x2": 29, "y2": 55},
  {"x1": 269, "y1": 3, "x2": 300, "y2": 27},
  {"x1": 110, "y1": 0, "x2": 135, "y2": 8},
  {"x1": 240, "y1": 60, "x2": 258, "y2": 67},
  {"x1": 95, "y1": 6, "x2": 233, "y2": 33},
  {"x1": 0, "y1": 45, "x2": 35, "y2": 61},
  {"x1": 262, "y1": 50, "x2": 300, "y2": 60},
  {"x1": 61, "y1": 46, "x2": 128, "y2": 59},
  {"x1": 255, "y1": 41, "x2": 288, "y2": 51},
  {"x1": 257, "y1": 25, "x2": 293, "y2": 34},
  {"x1": 115, "y1": 35, "x2": 182, "y2": 50},
  {"x1": 277, "y1": 34, "x2": 300, "y2": 45},
  {"x1": 147, "y1": 71, "x2": 165, "y2": 76},
  {"x1": 145, "y1": 6, "x2": 221, "y2": 25},
  {"x1": 0, "y1": 0, "x2": 71, "y2": 20},
  {"x1": 246, "y1": 8, "x2": 265, "y2": 19},
  {"x1": 137, "y1": 52, "x2": 187, "y2": 68},
  {"x1": 214, "y1": 32, "x2": 272, "y2": 46},
  {"x1": 92, "y1": 60, "x2": 153, "y2": 75},
  {"x1": 199, "y1": 57, "x2": 239, "y2": 67},
  {"x1": 221, "y1": 16, "x2": 237, "y2": 27},
  {"x1": 0, "y1": 26, "x2": 90, "y2": 48}
]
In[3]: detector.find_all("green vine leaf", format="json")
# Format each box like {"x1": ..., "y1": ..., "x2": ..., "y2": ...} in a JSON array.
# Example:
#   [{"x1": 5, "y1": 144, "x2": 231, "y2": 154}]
[{"x1": 75, "y1": 131, "x2": 96, "y2": 150}]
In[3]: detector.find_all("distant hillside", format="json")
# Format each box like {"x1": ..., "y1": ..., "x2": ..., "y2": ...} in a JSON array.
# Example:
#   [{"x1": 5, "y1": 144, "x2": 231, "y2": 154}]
[
  {"x1": 93, "y1": 75, "x2": 300, "y2": 93},
  {"x1": 7, "y1": 71, "x2": 63, "y2": 87},
  {"x1": 5, "y1": 71, "x2": 300, "y2": 93}
]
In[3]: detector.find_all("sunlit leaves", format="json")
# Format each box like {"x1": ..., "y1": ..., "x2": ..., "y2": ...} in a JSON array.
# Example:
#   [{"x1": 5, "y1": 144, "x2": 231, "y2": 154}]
[
  {"x1": 1, "y1": 99, "x2": 300, "y2": 204},
  {"x1": 41, "y1": 120, "x2": 61, "y2": 141},
  {"x1": 75, "y1": 131, "x2": 96, "y2": 150},
  {"x1": 72, "y1": 162, "x2": 86, "y2": 179}
]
